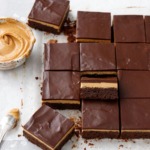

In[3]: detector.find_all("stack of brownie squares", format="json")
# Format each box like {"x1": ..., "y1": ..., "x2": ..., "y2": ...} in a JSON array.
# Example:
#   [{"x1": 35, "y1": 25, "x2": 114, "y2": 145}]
[{"x1": 114, "y1": 15, "x2": 150, "y2": 138}]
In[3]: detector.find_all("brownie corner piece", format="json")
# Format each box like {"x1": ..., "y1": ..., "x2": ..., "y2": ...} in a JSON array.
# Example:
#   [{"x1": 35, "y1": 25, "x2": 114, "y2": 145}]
[
  {"x1": 120, "y1": 99, "x2": 150, "y2": 138},
  {"x1": 23, "y1": 105, "x2": 74, "y2": 150},
  {"x1": 28, "y1": 0, "x2": 69, "y2": 33},
  {"x1": 113, "y1": 15, "x2": 145, "y2": 43},
  {"x1": 76, "y1": 11, "x2": 111, "y2": 43},
  {"x1": 44, "y1": 43, "x2": 80, "y2": 71},
  {"x1": 82, "y1": 100, "x2": 119, "y2": 139}
]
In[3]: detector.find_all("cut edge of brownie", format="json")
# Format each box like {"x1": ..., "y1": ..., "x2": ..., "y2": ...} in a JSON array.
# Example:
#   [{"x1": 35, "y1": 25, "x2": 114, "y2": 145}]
[
  {"x1": 82, "y1": 129, "x2": 119, "y2": 139},
  {"x1": 42, "y1": 100, "x2": 81, "y2": 109},
  {"x1": 23, "y1": 125, "x2": 74, "y2": 150},
  {"x1": 121, "y1": 130, "x2": 150, "y2": 139},
  {"x1": 80, "y1": 87, "x2": 118, "y2": 100},
  {"x1": 28, "y1": 7, "x2": 69, "y2": 34}
]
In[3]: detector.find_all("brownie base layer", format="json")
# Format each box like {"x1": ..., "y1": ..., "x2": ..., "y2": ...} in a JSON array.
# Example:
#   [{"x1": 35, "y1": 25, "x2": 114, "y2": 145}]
[
  {"x1": 28, "y1": 11, "x2": 69, "y2": 34},
  {"x1": 82, "y1": 130, "x2": 119, "y2": 139},
  {"x1": 42, "y1": 102, "x2": 81, "y2": 110},
  {"x1": 121, "y1": 131, "x2": 150, "y2": 139},
  {"x1": 80, "y1": 88, "x2": 118, "y2": 100},
  {"x1": 23, "y1": 130, "x2": 74, "y2": 150}
]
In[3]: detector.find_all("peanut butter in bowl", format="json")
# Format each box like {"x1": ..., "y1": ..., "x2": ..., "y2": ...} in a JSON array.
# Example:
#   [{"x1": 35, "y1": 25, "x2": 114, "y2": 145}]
[{"x1": 0, "y1": 18, "x2": 35, "y2": 70}]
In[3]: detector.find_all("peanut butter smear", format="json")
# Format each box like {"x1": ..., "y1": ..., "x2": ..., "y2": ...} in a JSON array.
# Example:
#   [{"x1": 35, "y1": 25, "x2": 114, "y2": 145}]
[
  {"x1": 8, "y1": 108, "x2": 20, "y2": 121},
  {"x1": 0, "y1": 18, "x2": 35, "y2": 62}
]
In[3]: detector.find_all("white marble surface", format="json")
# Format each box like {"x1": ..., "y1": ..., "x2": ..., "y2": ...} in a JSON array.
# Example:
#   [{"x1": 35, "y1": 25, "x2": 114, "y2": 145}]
[{"x1": 0, "y1": 0, "x2": 150, "y2": 149}]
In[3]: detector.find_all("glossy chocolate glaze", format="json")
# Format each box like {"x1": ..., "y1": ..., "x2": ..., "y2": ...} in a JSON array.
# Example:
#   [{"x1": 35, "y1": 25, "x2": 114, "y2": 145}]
[
  {"x1": 80, "y1": 43, "x2": 116, "y2": 71},
  {"x1": 28, "y1": 0, "x2": 69, "y2": 26},
  {"x1": 116, "y1": 43, "x2": 150, "y2": 70},
  {"x1": 118, "y1": 70, "x2": 150, "y2": 99},
  {"x1": 42, "y1": 71, "x2": 80, "y2": 100},
  {"x1": 44, "y1": 43, "x2": 80, "y2": 71},
  {"x1": 76, "y1": 11, "x2": 111, "y2": 40},
  {"x1": 82, "y1": 100, "x2": 119, "y2": 130},
  {"x1": 145, "y1": 16, "x2": 150, "y2": 43},
  {"x1": 23, "y1": 105, "x2": 74, "y2": 149},
  {"x1": 113, "y1": 15, "x2": 145, "y2": 43},
  {"x1": 121, "y1": 99, "x2": 150, "y2": 130}
]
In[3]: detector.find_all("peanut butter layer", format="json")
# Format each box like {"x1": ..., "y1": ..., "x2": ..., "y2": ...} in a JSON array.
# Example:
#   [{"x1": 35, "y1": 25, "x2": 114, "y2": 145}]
[
  {"x1": 0, "y1": 18, "x2": 35, "y2": 62},
  {"x1": 82, "y1": 129, "x2": 119, "y2": 132},
  {"x1": 42, "y1": 100, "x2": 80, "y2": 104},
  {"x1": 81, "y1": 82, "x2": 118, "y2": 89}
]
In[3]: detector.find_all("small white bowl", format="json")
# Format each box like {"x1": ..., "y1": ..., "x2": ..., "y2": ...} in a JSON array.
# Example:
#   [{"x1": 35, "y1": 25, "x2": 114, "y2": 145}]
[{"x1": 0, "y1": 18, "x2": 35, "y2": 70}]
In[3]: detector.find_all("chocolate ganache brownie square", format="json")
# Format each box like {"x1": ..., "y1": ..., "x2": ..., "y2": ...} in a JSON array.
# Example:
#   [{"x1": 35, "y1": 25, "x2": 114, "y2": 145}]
[
  {"x1": 28, "y1": 0, "x2": 69, "y2": 33},
  {"x1": 44, "y1": 43, "x2": 80, "y2": 71},
  {"x1": 113, "y1": 15, "x2": 145, "y2": 43},
  {"x1": 76, "y1": 11, "x2": 111, "y2": 43},
  {"x1": 80, "y1": 43, "x2": 116, "y2": 76},
  {"x1": 118, "y1": 71, "x2": 150, "y2": 99},
  {"x1": 145, "y1": 16, "x2": 150, "y2": 43},
  {"x1": 42, "y1": 71, "x2": 80, "y2": 109},
  {"x1": 82, "y1": 100, "x2": 119, "y2": 139},
  {"x1": 116, "y1": 43, "x2": 150, "y2": 70},
  {"x1": 23, "y1": 105, "x2": 74, "y2": 150},
  {"x1": 80, "y1": 77, "x2": 118, "y2": 100},
  {"x1": 120, "y1": 99, "x2": 150, "y2": 138}
]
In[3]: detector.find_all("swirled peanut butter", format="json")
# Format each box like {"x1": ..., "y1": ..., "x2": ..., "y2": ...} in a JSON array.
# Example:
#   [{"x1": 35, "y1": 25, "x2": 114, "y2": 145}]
[{"x1": 0, "y1": 18, "x2": 35, "y2": 62}]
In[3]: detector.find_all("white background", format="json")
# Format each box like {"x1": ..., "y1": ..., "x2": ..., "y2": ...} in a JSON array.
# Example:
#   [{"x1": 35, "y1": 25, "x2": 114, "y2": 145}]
[{"x1": 0, "y1": 0, "x2": 150, "y2": 149}]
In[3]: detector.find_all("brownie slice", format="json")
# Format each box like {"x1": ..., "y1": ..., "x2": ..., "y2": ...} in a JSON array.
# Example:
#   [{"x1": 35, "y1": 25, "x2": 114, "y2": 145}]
[
  {"x1": 76, "y1": 11, "x2": 111, "y2": 43},
  {"x1": 80, "y1": 77, "x2": 118, "y2": 100},
  {"x1": 42, "y1": 71, "x2": 80, "y2": 109},
  {"x1": 118, "y1": 70, "x2": 150, "y2": 99},
  {"x1": 80, "y1": 43, "x2": 116, "y2": 75},
  {"x1": 44, "y1": 43, "x2": 80, "y2": 71},
  {"x1": 116, "y1": 43, "x2": 150, "y2": 70},
  {"x1": 28, "y1": 0, "x2": 69, "y2": 33},
  {"x1": 82, "y1": 100, "x2": 119, "y2": 139},
  {"x1": 120, "y1": 99, "x2": 150, "y2": 138},
  {"x1": 23, "y1": 105, "x2": 74, "y2": 150},
  {"x1": 113, "y1": 15, "x2": 145, "y2": 43}
]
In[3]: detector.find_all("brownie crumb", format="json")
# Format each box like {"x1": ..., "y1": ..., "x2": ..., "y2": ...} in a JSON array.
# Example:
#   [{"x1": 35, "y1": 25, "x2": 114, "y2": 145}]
[
  {"x1": 18, "y1": 134, "x2": 22, "y2": 137},
  {"x1": 35, "y1": 77, "x2": 39, "y2": 80},
  {"x1": 70, "y1": 117, "x2": 82, "y2": 137},
  {"x1": 44, "y1": 32, "x2": 51, "y2": 35},
  {"x1": 88, "y1": 143, "x2": 94, "y2": 146},
  {"x1": 47, "y1": 39, "x2": 58, "y2": 44},
  {"x1": 63, "y1": 18, "x2": 76, "y2": 43},
  {"x1": 67, "y1": 34, "x2": 76, "y2": 43},
  {"x1": 84, "y1": 139, "x2": 88, "y2": 144},
  {"x1": 72, "y1": 144, "x2": 76, "y2": 149},
  {"x1": 21, "y1": 99, "x2": 24, "y2": 109},
  {"x1": 119, "y1": 144, "x2": 124, "y2": 148}
]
